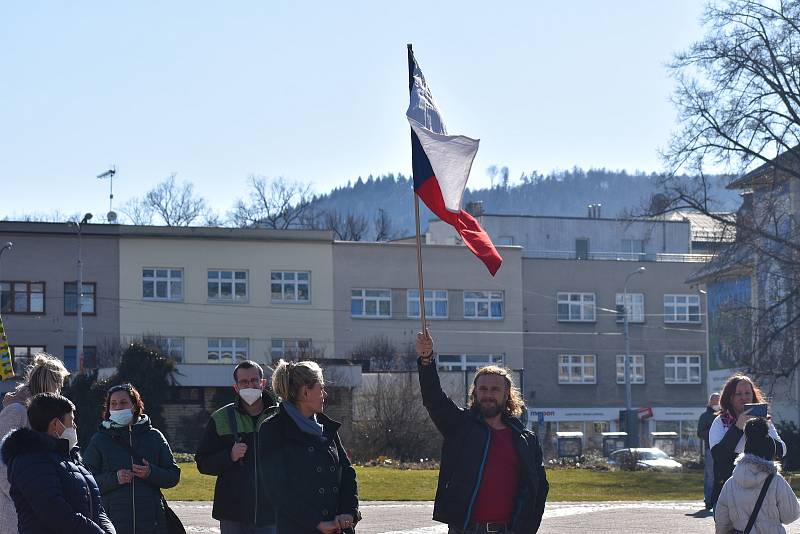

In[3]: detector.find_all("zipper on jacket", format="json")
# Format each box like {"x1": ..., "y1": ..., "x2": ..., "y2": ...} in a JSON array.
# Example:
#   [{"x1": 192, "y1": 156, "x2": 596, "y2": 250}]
[
  {"x1": 253, "y1": 415, "x2": 259, "y2": 526},
  {"x1": 130, "y1": 426, "x2": 136, "y2": 534},
  {"x1": 463, "y1": 426, "x2": 492, "y2": 529},
  {"x1": 86, "y1": 486, "x2": 93, "y2": 520}
]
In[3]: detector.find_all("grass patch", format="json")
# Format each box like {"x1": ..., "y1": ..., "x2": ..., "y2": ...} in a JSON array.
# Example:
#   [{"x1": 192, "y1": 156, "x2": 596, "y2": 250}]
[{"x1": 164, "y1": 463, "x2": 709, "y2": 502}]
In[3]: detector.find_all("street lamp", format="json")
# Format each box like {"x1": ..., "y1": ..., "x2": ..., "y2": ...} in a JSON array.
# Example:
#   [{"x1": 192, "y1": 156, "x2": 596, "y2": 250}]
[
  {"x1": 623, "y1": 266, "x2": 646, "y2": 447},
  {"x1": 0, "y1": 242, "x2": 13, "y2": 307},
  {"x1": 69, "y1": 214, "x2": 92, "y2": 371}
]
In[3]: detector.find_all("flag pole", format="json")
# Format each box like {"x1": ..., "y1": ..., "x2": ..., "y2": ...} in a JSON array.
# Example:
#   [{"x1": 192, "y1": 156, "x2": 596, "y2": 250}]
[{"x1": 408, "y1": 43, "x2": 428, "y2": 336}]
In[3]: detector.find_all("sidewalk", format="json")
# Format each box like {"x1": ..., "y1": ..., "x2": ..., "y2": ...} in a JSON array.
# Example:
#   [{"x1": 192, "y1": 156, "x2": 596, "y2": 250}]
[{"x1": 170, "y1": 500, "x2": 800, "y2": 533}]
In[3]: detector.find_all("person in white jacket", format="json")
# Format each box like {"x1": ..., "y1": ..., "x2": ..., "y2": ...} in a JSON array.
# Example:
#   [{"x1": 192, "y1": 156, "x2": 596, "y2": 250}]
[
  {"x1": 0, "y1": 354, "x2": 69, "y2": 534},
  {"x1": 709, "y1": 374, "x2": 786, "y2": 506},
  {"x1": 715, "y1": 417, "x2": 800, "y2": 534}
]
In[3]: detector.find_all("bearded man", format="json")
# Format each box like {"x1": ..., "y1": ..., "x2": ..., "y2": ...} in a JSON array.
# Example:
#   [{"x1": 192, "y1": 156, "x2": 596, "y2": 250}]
[{"x1": 416, "y1": 331, "x2": 548, "y2": 534}]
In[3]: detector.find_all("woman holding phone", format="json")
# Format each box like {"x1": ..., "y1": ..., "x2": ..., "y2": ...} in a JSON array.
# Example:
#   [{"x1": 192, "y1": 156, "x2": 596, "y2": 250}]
[{"x1": 709, "y1": 374, "x2": 786, "y2": 507}]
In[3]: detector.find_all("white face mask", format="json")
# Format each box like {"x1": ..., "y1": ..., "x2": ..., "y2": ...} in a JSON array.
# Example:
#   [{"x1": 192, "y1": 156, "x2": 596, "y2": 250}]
[
  {"x1": 713, "y1": 404, "x2": 722, "y2": 411},
  {"x1": 238, "y1": 388, "x2": 262, "y2": 406},
  {"x1": 59, "y1": 423, "x2": 79, "y2": 450},
  {"x1": 109, "y1": 409, "x2": 134, "y2": 426}
]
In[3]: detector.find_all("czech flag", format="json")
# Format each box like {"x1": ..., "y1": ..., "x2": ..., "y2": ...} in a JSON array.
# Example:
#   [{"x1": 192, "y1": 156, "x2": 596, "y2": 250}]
[{"x1": 406, "y1": 47, "x2": 502, "y2": 276}]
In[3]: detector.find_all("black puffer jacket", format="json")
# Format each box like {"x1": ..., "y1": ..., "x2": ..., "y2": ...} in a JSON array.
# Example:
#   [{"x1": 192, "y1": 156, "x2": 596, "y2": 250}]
[
  {"x1": 419, "y1": 358, "x2": 548, "y2": 533},
  {"x1": 0, "y1": 427, "x2": 115, "y2": 534},
  {"x1": 260, "y1": 403, "x2": 359, "y2": 534}
]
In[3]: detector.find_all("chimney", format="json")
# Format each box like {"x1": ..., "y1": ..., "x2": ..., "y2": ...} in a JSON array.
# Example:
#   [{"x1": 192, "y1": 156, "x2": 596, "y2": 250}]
[{"x1": 465, "y1": 201, "x2": 484, "y2": 217}]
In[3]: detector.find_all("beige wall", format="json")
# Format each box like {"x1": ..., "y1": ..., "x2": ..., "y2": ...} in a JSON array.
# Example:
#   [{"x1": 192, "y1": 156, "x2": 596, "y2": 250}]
[
  {"x1": 333, "y1": 242, "x2": 524, "y2": 369},
  {"x1": 119, "y1": 235, "x2": 334, "y2": 364}
]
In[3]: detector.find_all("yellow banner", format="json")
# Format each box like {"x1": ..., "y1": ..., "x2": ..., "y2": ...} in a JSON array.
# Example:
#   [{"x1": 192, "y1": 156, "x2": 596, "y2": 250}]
[{"x1": 0, "y1": 315, "x2": 14, "y2": 381}]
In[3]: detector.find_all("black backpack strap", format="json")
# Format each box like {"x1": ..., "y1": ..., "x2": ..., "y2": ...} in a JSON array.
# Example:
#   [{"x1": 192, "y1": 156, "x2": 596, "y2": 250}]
[
  {"x1": 226, "y1": 405, "x2": 240, "y2": 442},
  {"x1": 743, "y1": 473, "x2": 775, "y2": 534}
]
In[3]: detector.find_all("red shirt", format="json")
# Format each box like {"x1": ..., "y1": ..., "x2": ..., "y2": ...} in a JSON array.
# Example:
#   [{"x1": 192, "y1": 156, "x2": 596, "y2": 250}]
[{"x1": 470, "y1": 426, "x2": 521, "y2": 523}]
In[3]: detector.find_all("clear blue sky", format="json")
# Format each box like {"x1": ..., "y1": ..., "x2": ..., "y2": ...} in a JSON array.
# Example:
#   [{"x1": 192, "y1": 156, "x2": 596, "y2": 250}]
[{"x1": 0, "y1": 1, "x2": 706, "y2": 221}]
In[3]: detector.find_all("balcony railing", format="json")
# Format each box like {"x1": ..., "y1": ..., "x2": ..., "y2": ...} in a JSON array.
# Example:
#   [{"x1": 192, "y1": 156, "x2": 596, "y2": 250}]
[{"x1": 522, "y1": 250, "x2": 713, "y2": 262}]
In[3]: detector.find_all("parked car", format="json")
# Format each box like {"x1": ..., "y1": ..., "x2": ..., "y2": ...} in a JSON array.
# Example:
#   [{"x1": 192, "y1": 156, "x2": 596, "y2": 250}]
[{"x1": 607, "y1": 447, "x2": 683, "y2": 471}]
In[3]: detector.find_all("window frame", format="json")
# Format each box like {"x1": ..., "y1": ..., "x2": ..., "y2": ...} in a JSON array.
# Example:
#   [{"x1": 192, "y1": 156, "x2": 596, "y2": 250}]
[
  {"x1": 436, "y1": 353, "x2": 504, "y2": 371},
  {"x1": 207, "y1": 270, "x2": 249, "y2": 303},
  {"x1": 616, "y1": 293, "x2": 645, "y2": 323},
  {"x1": 557, "y1": 292, "x2": 596, "y2": 322},
  {"x1": 270, "y1": 271, "x2": 311, "y2": 304},
  {"x1": 207, "y1": 337, "x2": 249, "y2": 362},
  {"x1": 270, "y1": 338, "x2": 314, "y2": 360},
  {"x1": 63, "y1": 345, "x2": 98, "y2": 371},
  {"x1": 663, "y1": 294, "x2": 701, "y2": 324},
  {"x1": 64, "y1": 281, "x2": 97, "y2": 316},
  {"x1": 664, "y1": 355, "x2": 702, "y2": 384},
  {"x1": 0, "y1": 281, "x2": 46, "y2": 315},
  {"x1": 10, "y1": 345, "x2": 46, "y2": 375},
  {"x1": 142, "y1": 268, "x2": 184, "y2": 302},
  {"x1": 558, "y1": 354, "x2": 597, "y2": 384},
  {"x1": 350, "y1": 288, "x2": 392, "y2": 319},
  {"x1": 615, "y1": 354, "x2": 646, "y2": 384},
  {"x1": 463, "y1": 290, "x2": 504, "y2": 320},
  {"x1": 407, "y1": 289, "x2": 449, "y2": 319},
  {"x1": 143, "y1": 336, "x2": 185, "y2": 363}
]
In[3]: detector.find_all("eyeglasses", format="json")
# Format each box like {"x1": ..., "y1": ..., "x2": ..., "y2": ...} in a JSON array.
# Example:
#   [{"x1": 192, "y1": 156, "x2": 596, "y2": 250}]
[{"x1": 236, "y1": 378, "x2": 263, "y2": 388}]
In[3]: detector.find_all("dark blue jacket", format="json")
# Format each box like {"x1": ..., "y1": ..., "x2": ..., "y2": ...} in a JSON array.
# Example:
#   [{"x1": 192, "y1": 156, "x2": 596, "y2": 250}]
[{"x1": 1, "y1": 427, "x2": 115, "y2": 534}]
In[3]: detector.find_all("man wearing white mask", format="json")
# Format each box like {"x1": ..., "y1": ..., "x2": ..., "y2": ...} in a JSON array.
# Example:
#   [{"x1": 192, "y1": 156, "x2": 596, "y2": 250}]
[
  {"x1": 1, "y1": 392, "x2": 115, "y2": 534},
  {"x1": 196, "y1": 360, "x2": 278, "y2": 534},
  {"x1": 698, "y1": 392, "x2": 721, "y2": 511}
]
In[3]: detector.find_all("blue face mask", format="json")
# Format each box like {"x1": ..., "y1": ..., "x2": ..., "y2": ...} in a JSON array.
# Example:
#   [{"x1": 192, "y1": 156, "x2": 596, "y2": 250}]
[{"x1": 109, "y1": 409, "x2": 134, "y2": 426}]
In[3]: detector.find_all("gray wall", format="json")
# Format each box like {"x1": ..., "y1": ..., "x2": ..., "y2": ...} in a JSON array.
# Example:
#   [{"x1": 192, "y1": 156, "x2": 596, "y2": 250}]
[
  {"x1": 0, "y1": 222, "x2": 120, "y2": 375},
  {"x1": 333, "y1": 242, "x2": 524, "y2": 369},
  {"x1": 522, "y1": 258, "x2": 707, "y2": 408}
]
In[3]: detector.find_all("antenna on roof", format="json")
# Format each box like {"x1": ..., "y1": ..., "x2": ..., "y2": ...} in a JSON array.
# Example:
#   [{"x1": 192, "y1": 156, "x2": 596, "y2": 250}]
[{"x1": 97, "y1": 166, "x2": 117, "y2": 219}]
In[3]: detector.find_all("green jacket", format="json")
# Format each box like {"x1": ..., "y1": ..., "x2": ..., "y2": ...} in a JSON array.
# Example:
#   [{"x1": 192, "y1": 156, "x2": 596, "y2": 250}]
[
  {"x1": 83, "y1": 415, "x2": 180, "y2": 534},
  {"x1": 195, "y1": 393, "x2": 278, "y2": 527}
]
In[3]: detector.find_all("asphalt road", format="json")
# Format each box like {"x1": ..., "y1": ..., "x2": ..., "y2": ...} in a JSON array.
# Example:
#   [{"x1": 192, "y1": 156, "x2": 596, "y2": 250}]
[{"x1": 168, "y1": 500, "x2": 800, "y2": 533}]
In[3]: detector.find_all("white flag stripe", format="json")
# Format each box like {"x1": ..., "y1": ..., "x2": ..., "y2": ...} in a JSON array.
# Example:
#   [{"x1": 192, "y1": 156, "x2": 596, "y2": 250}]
[{"x1": 409, "y1": 119, "x2": 479, "y2": 213}]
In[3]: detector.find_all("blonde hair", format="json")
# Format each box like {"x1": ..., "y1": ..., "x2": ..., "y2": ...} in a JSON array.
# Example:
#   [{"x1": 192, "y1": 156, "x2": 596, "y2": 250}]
[
  {"x1": 271, "y1": 359, "x2": 324, "y2": 402},
  {"x1": 25, "y1": 353, "x2": 69, "y2": 396},
  {"x1": 467, "y1": 365, "x2": 525, "y2": 418}
]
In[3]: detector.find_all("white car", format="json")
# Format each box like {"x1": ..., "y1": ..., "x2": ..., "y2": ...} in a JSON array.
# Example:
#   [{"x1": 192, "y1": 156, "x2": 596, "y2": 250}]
[{"x1": 607, "y1": 448, "x2": 683, "y2": 471}]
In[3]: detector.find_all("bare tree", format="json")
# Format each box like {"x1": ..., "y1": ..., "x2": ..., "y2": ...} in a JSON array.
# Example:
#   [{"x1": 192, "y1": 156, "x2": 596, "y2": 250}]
[
  {"x1": 3, "y1": 211, "x2": 80, "y2": 223},
  {"x1": 658, "y1": 0, "x2": 800, "y2": 383},
  {"x1": 350, "y1": 336, "x2": 399, "y2": 371},
  {"x1": 373, "y1": 208, "x2": 395, "y2": 241},
  {"x1": 120, "y1": 197, "x2": 154, "y2": 225},
  {"x1": 231, "y1": 176, "x2": 313, "y2": 229},
  {"x1": 145, "y1": 174, "x2": 209, "y2": 226}
]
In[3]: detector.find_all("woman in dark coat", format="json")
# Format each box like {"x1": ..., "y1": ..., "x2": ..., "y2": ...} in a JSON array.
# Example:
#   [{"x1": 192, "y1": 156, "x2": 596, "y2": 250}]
[
  {"x1": 83, "y1": 383, "x2": 180, "y2": 534},
  {"x1": 260, "y1": 360, "x2": 359, "y2": 534}
]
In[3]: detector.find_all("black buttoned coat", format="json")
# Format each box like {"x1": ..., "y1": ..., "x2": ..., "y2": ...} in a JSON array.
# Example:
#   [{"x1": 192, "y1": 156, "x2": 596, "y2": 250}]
[{"x1": 260, "y1": 403, "x2": 359, "y2": 534}]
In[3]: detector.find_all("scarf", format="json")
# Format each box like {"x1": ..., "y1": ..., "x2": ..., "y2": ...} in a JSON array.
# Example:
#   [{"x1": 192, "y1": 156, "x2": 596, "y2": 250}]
[
  {"x1": 283, "y1": 401, "x2": 325, "y2": 442},
  {"x1": 720, "y1": 409, "x2": 736, "y2": 429}
]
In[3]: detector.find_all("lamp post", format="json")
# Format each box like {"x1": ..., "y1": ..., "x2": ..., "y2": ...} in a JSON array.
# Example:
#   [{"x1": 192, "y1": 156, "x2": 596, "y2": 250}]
[
  {"x1": 71, "y1": 214, "x2": 92, "y2": 371},
  {"x1": 624, "y1": 266, "x2": 646, "y2": 447},
  {"x1": 0, "y1": 242, "x2": 13, "y2": 308}
]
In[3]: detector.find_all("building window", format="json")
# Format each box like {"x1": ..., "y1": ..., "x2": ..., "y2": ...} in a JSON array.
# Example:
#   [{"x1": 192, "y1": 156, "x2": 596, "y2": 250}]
[
  {"x1": 575, "y1": 238, "x2": 589, "y2": 260},
  {"x1": 63, "y1": 346, "x2": 98, "y2": 372},
  {"x1": 463, "y1": 291, "x2": 504, "y2": 320},
  {"x1": 10, "y1": 346, "x2": 45, "y2": 375},
  {"x1": 271, "y1": 271, "x2": 310, "y2": 303},
  {"x1": 271, "y1": 338, "x2": 313, "y2": 360},
  {"x1": 408, "y1": 290, "x2": 448, "y2": 319},
  {"x1": 616, "y1": 293, "x2": 644, "y2": 323},
  {"x1": 665, "y1": 355, "x2": 702, "y2": 384},
  {"x1": 664, "y1": 294, "x2": 701, "y2": 323},
  {"x1": 64, "y1": 282, "x2": 96, "y2": 315},
  {"x1": 0, "y1": 282, "x2": 45, "y2": 314},
  {"x1": 208, "y1": 270, "x2": 248, "y2": 302},
  {"x1": 143, "y1": 336, "x2": 185, "y2": 362},
  {"x1": 557, "y1": 292, "x2": 596, "y2": 322},
  {"x1": 207, "y1": 338, "x2": 249, "y2": 361},
  {"x1": 351, "y1": 289, "x2": 391, "y2": 318},
  {"x1": 142, "y1": 269, "x2": 183, "y2": 301},
  {"x1": 616, "y1": 355, "x2": 645, "y2": 384},
  {"x1": 621, "y1": 239, "x2": 645, "y2": 254},
  {"x1": 436, "y1": 354, "x2": 504, "y2": 371},
  {"x1": 558, "y1": 354, "x2": 596, "y2": 384},
  {"x1": 497, "y1": 236, "x2": 514, "y2": 246}
]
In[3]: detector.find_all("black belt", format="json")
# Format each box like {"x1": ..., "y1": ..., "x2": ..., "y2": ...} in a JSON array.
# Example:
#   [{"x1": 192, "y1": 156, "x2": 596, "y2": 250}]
[{"x1": 466, "y1": 522, "x2": 509, "y2": 533}]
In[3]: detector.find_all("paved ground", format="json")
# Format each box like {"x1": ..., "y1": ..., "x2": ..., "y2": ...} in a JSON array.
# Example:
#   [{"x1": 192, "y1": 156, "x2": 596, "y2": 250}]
[{"x1": 169, "y1": 500, "x2": 800, "y2": 533}]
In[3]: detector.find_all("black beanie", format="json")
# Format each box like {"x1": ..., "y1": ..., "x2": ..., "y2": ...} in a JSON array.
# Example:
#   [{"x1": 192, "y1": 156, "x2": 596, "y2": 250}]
[{"x1": 744, "y1": 417, "x2": 777, "y2": 460}]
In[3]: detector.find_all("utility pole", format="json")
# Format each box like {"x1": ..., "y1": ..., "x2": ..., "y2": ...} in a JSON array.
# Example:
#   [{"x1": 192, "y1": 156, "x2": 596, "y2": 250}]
[
  {"x1": 72, "y1": 214, "x2": 92, "y2": 371},
  {"x1": 624, "y1": 266, "x2": 646, "y2": 448}
]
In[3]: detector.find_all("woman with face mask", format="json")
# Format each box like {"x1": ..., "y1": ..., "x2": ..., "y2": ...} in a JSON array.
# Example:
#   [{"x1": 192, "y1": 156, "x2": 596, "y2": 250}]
[
  {"x1": 83, "y1": 383, "x2": 180, "y2": 534},
  {"x1": 0, "y1": 353, "x2": 69, "y2": 534}
]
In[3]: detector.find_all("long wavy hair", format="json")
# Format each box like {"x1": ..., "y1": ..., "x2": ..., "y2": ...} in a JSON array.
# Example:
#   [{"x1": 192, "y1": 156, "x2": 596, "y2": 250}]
[
  {"x1": 467, "y1": 365, "x2": 525, "y2": 418},
  {"x1": 719, "y1": 374, "x2": 765, "y2": 417}
]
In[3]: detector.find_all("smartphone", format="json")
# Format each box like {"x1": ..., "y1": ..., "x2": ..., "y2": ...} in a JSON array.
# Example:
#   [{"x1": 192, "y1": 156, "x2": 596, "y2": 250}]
[{"x1": 744, "y1": 403, "x2": 768, "y2": 417}]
